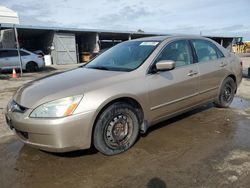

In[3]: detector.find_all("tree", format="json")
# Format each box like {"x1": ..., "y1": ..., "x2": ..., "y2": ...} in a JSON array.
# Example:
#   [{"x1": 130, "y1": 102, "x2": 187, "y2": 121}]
[{"x1": 137, "y1": 29, "x2": 144, "y2": 33}]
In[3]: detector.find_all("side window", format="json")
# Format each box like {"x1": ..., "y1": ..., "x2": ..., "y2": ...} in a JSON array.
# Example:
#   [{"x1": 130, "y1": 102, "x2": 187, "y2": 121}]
[
  {"x1": 156, "y1": 40, "x2": 193, "y2": 68},
  {"x1": 20, "y1": 51, "x2": 29, "y2": 56},
  {"x1": 192, "y1": 40, "x2": 223, "y2": 63},
  {"x1": 0, "y1": 51, "x2": 9, "y2": 58},
  {"x1": 5, "y1": 50, "x2": 18, "y2": 57}
]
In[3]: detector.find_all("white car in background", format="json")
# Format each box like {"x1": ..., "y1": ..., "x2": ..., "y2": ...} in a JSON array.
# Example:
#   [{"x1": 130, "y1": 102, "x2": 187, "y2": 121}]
[{"x1": 0, "y1": 48, "x2": 45, "y2": 72}]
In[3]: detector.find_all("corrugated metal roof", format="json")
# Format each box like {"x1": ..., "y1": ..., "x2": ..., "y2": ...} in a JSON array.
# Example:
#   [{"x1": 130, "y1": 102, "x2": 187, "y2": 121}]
[
  {"x1": 0, "y1": 23, "x2": 240, "y2": 39},
  {"x1": 1, "y1": 23, "x2": 157, "y2": 35}
]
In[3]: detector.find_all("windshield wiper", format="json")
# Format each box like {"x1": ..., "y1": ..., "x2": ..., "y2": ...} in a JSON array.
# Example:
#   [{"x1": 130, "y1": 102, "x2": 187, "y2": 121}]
[{"x1": 87, "y1": 66, "x2": 110, "y2": 70}]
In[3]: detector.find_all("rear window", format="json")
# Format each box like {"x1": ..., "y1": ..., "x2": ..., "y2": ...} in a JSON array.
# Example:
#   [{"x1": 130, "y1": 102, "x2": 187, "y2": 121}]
[{"x1": 20, "y1": 51, "x2": 30, "y2": 56}]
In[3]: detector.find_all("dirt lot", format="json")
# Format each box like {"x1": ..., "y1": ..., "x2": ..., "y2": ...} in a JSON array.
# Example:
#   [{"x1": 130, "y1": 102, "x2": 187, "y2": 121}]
[{"x1": 0, "y1": 59, "x2": 250, "y2": 188}]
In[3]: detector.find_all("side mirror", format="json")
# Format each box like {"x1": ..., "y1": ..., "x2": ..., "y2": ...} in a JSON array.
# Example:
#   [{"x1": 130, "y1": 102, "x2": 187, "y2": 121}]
[{"x1": 156, "y1": 60, "x2": 175, "y2": 71}]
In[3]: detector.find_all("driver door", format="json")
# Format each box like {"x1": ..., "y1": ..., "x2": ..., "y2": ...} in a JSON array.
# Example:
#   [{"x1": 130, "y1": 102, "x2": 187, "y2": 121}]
[{"x1": 146, "y1": 40, "x2": 199, "y2": 123}]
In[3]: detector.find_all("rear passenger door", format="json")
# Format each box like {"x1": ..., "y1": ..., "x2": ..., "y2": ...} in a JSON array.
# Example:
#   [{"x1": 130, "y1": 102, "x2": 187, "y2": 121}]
[
  {"x1": 7, "y1": 50, "x2": 19, "y2": 68},
  {"x1": 147, "y1": 40, "x2": 199, "y2": 123},
  {"x1": 190, "y1": 39, "x2": 228, "y2": 103}
]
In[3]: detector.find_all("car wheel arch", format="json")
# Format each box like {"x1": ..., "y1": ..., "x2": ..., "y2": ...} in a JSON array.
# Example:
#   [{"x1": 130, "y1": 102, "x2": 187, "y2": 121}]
[{"x1": 90, "y1": 96, "x2": 145, "y2": 144}]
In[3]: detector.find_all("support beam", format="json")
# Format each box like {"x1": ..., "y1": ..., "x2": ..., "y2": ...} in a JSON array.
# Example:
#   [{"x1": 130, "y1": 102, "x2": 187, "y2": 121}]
[
  {"x1": 93, "y1": 33, "x2": 100, "y2": 53},
  {"x1": 128, "y1": 34, "x2": 131, "y2": 40},
  {"x1": 14, "y1": 26, "x2": 22, "y2": 76}
]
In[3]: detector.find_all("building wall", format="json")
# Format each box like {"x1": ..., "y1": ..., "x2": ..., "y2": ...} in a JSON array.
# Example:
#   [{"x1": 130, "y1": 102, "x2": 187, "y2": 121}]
[{"x1": 51, "y1": 33, "x2": 77, "y2": 65}]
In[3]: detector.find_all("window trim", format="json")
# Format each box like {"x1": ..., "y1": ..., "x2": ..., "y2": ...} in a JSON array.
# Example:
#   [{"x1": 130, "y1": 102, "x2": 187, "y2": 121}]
[
  {"x1": 214, "y1": 45, "x2": 225, "y2": 58},
  {"x1": 147, "y1": 39, "x2": 195, "y2": 74},
  {"x1": 188, "y1": 40, "x2": 198, "y2": 63}
]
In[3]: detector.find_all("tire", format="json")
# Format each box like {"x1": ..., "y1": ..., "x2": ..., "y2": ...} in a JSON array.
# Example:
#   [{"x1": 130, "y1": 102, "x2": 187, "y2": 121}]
[
  {"x1": 214, "y1": 77, "x2": 236, "y2": 108},
  {"x1": 93, "y1": 102, "x2": 140, "y2": 155},
  {"x1": 26, "y1": 62, "x2": 39, "y2": 72}
]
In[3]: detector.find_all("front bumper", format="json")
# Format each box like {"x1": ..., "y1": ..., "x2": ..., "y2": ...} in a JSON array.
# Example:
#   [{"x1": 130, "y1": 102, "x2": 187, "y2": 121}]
[{"x1": 5, "y1": 106, "x2": 95, "y2": 152}]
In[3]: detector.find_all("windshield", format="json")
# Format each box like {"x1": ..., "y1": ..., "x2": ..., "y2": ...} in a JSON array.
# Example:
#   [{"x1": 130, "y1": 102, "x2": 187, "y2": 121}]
[{"x1": 85, "y1": 41, "x2": 159, "y2": 71}]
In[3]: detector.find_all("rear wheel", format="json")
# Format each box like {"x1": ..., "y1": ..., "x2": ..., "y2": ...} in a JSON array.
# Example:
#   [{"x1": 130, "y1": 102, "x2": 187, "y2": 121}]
[
  {"x1": 93, "y1": 102, "x2": 139, "y2": 155},
  {"x1": 26, "y1": 62, "x2": 39, "y2": 72},
  {"x1": 214, "y1": 77, "x2": 236, "y2": 108}
]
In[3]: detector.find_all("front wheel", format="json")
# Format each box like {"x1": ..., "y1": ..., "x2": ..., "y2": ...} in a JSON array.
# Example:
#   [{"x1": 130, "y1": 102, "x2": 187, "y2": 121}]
[
  {"x1": 214, "y1": 77, "x2": 236, "y2": 108},
  {"x1": 93, "y1": 102, "x2": 140, "y2": 155}
]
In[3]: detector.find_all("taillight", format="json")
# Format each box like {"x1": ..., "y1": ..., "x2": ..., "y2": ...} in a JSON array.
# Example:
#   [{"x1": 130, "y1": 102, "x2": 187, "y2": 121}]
[{"x1": 240, "y1": 61, "x2": 243, "y2": 67}]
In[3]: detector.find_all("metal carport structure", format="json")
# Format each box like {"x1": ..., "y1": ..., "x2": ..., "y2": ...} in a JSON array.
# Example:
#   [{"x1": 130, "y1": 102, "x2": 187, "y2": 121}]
[{"x1": 0, "y1": 6, "x2": 22, "y2": 76}]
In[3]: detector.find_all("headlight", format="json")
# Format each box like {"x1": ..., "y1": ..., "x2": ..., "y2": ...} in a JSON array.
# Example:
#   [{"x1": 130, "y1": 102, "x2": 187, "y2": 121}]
[{"x1": 30, "y1": 95, "x2": 83, "y2": 118}]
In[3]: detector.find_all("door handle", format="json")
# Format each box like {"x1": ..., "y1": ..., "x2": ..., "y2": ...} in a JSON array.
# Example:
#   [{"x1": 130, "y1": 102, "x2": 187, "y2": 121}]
[
  {"x1": 187, "y1": 70, "x2": 198, "y2": 76},
  {"x1": 220, "y1": 62, "x2": 227, "y2": 67}
]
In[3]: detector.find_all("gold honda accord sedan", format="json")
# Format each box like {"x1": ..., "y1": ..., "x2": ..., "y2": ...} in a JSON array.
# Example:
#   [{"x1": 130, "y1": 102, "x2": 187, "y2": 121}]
[{"x1": 5, "y1": 36, "x2": 242, "y2": 155}]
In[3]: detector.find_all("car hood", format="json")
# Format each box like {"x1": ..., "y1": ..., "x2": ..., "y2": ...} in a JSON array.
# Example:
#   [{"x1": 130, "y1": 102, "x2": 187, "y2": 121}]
[{"x1": 13, "y1": 67, "x2": 127, "y2": 108}]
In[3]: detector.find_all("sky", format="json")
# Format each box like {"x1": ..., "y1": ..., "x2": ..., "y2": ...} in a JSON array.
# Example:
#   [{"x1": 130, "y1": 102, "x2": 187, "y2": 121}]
[{"x1": 1, "y1": 0, "x2": 250, "y2": 40}]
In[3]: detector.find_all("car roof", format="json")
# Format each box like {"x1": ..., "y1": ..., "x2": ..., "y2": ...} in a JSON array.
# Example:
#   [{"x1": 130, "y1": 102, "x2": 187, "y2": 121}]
[{"x1": 132, "y1": 35, "x2": 208, "y2": 42}]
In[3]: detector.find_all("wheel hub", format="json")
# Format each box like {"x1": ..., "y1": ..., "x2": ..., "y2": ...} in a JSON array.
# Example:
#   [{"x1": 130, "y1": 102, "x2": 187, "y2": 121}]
[
  {"x1": 113, "y1": 121, "x2": 128, "y2": 140},
  {"x1": 223, "y1": 85, "x2": 232, "y2": 102},
  {"x1": 105, "y1": 114, "x2": 132, "y2": 148}
]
